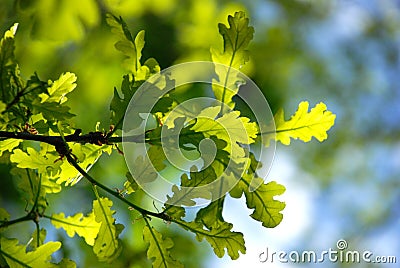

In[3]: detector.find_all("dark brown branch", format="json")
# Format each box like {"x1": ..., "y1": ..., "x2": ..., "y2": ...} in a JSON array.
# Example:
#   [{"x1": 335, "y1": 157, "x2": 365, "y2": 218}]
[{"x1": 0, "y1": 130, "x2": 142, "y2": 147}]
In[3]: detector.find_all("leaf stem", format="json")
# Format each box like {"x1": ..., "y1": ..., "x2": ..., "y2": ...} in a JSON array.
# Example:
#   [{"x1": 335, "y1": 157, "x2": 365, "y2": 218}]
[{"x1": 0, "y1": 215, "x2": 32, "y2": 228}]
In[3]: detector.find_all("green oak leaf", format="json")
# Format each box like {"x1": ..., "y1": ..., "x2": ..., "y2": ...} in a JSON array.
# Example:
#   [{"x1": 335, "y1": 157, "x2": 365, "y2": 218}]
[
  {"x1": 195, "y1": 199, "x2": 225, "y2": 228},
  {"x1": 0, "y1": 139, "x2": 21, "y2": 157},
  {"x1": 110, "y1": 75, "x2": 137, "y2": 130},
  {"x1": 93, "y1": 197, "x2": 123, "y2": 262},
  {"x1": 143, "y1": 225, "x2": 183, "y2": 268},
  {"x1": 165, "y1": 166, "x2": 217, "y2": 207},
  {"x1": 10, "y1": 168, "x2": 48, "y2": 208},
  {"x1": 10, "y1": 148, "x2": 61, "y2": 175},
  {"x1": 107, "y1": 14, "x2": 170, "y2": 131},
  {"x1": 210, "y1": 11, "x2": 254, "y2": 109},
  {"x1": 191, "y1": 106, "x2": 257, "y2": 160},
  {"x1": 30, "y1": 101, "x2": 75, "y2": 122},
  {"x1": 0, "y1": 23, "x2": 18, "y2": 65},
  {"x1": 106, "y1": 14, "x2": 160, "y2": 80},
  {"x1": 230, "y1": 174, "x2": 285, "y2": 228},
  {"x1": 123, "y1": 172, "x2": 139, "y2": 195},
  {"x1": 50, "y1": 212, "x2": 101, "y2": 246},
  {"x1": 0, "y1": 23, "x2": 18, "y2": 104},
  {"x1": 0, "y1": 237, "x2": 61, "y2": 268},
  {"x1": 172, "y1": 198, "x2": 245, "y2": 260},
  {"x1": 264, "y1": 101, "x2": 336, "y2": 145},
  {"x1": 0, "y1": 101, "x2": 6, "y2": 113},
  {"x1": 125, "y1": 145, "x2": 166, "y2": 187},
  {"x1": 39, "y1": 72, "x2": 77, "y2": 104},
  {"x1": 110, "y1": 73, "x2": 172, "y2": 131},
  {"x1": 0, "y1": 208, "x2": 10, "y2": 230},
  {"x1": 106, "y1": 14, "x2": 144, "y2": 76},
  {"x1": 177, "y1": 218, "x2": 245, "y2": 260},
  {"x1": 164, "y1": 205, "x2": 186, "y2": 220}
]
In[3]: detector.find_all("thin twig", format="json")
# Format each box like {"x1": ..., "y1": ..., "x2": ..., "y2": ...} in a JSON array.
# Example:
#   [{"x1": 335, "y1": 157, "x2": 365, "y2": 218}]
[{"x1": 64, "y1": 150, "x2": 169, "y2": 221}]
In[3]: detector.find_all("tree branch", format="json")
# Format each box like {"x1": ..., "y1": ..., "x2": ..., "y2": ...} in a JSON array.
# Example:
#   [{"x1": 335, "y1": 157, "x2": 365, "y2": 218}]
[
  {"x1": 0, "y1": 130, "x2": 142, "y2": 147},
  {"x1": 0, "y1": 214, "x2": 32, "y2": 228}
]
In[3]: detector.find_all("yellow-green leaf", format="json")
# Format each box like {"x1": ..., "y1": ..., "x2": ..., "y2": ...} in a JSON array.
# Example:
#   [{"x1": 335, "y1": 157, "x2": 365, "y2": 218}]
[
  {"x1": 0, "y1": 23, "x2": 19, "y2": 106},
  {"x1": 0, "y1": 208, "x2": 10, "y2": 230},
  {"x1": 125, "y1": 145, "x2": 167, "y2": 188},
  {"x1": 0, "y1": 139, "x2": 21, "y2": 157},
  {"x1": 143, "y1": 225, "x2": 183, "y2": 268},
  {"x1": 93, "y1": 197, "x2": 123, "y2": 262},
  {"x1": 211, "y1": 11, "x2": 254, "y2": 108},
  {"x1": 10, "y1": 168, "x2": 48, "y2": 208},
  {"x1": 165, "y1": 166, "x2": 217, "y2": 207},
  {"x1": 267, "y1": 101, "x2": 336, "y2": 145},
  {"x1": 50, "y1": 212, "x2": 101, "y2": 246},
  {"x1": 39, "y1": 72, "x2": 77, "y2": 104},
  {"x1": 0, "y1": 237, "x2": 61, "y2": 268},
  {"x1": 177, "y1": 218, "x2": 245, "y2": 260},
  {"x1": 230, "y1": 175, "x2": 285, "y2": 228},
  {"x1": 3, "y1": 23, "x2": 18, "y2": 39},
  {"x1": 10, "y1": 148, "x2": 61, "y2": 175},
  {"x1": 106, "y1": 14, "x2": 159, "y2": 80},
  {"x1": 0, "y1": 101, "x2": 6, "y2": 113},
  {"x1": 191, "y1": 106, "x2": 257, "y2": 159},
  {"x1": 0, "y1": 23, "x2": 18, "y2": 68},
  {"x1": 123, "y1": 172, "x2": 139, "y2": 195}
]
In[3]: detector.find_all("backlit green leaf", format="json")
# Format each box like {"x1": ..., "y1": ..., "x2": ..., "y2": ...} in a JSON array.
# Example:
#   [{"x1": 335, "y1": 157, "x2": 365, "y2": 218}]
[
  {"x1": 230, "y1": 175, "x2": 285, "y2": 228},
  {"x1": 51, "y1": 212, "x2": 101, "y2": 246},
  {"x1": 265, "y1": 101, "x2": 336, "y2": 145},
  {"x1": 110, "y1": 76, "x2": 134, "y2": 130},
  {"x1": 0, "y1": 101, "x2": 6, "y2": 113},
  {"x1": 39, "y1": 72, "x2": 77, "y2": 104},
  {"x1": 0, "y1": 23, "x2": 18, "y2": 104},
  {"x1": 10, "y1": 148, "x2": 60, "y2": 175},
  {"x1": 165, "y1": 166, "x2": 217, "y2": 207},
  {"x1": 0, "y1": 208, "x2": 10, "y2": 229},
  {"x1": 93, "y1": 197, "x2": 123, "y2": 262},
  {"x1": 125, "y1": 145, "x2": 167, "y2": 187},
  {"x1": 0, "y1": 237, "x2": 61, "y2": 268},
  {"x1": 107, "y1": 14, "x2": 167, "y2": 130},
  {"x1": 143, "y1": 225, "x2": 183, "y2": 268},
  {"x1": 210, "y1": 11, "x2": 254, "y2": 108},
  {"x1": 106, "y1": 14, "x2": 142, "y2": 74},
  {"x1": 10, "y1": 168, "x2": 47, "y2": 207},
  {"x1": 0, "y1": 139, "x2": 21, "y2": 157},
  {"x1": 191, "y1": 106, "x2": 257, "y2": 160},
  {"x1": 31, "y1": 101, "x2": 75, "y2": 122},
  {"x1": 176, "y1": 218, "x2": 245, "y2": 260},
  {"x1": 171, "y1": 197, "x2": 245, "y2": 260},
  {"x1": 123, "y1": 172, "x2": 139, "y2": 195},
  {"x1": 106, "y1": 14, "x2": 160, "y2": 80}
]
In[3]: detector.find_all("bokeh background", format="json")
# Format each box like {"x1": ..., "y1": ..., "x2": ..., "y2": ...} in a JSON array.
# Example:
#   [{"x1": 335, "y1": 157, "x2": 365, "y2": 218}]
[{"x1": 1, "y1": 0, "x2": 399, "y2": 267}]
